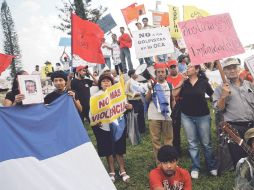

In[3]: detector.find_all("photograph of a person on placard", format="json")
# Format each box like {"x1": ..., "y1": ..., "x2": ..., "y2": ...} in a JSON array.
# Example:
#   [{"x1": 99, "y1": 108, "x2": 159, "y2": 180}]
[{"x1": 25, "y1": 80, "x2": 37, "y2": 94}]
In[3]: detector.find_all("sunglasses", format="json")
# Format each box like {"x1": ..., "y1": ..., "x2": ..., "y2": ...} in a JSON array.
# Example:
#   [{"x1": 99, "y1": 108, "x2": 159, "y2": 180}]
[{"x1": 169, "y1": 65, "x2": 177, "y2": 69}]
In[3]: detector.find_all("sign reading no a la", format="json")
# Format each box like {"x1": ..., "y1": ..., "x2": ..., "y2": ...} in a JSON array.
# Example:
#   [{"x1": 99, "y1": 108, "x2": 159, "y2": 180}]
[{"x1": 132, "y1": 27, "x2": 175, "y2": 59}]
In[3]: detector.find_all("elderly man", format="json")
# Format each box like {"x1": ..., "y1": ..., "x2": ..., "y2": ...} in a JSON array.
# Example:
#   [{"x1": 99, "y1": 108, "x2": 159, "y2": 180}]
[{"x1": 213, "y1": 58, "x2": 254, "y2": 167}]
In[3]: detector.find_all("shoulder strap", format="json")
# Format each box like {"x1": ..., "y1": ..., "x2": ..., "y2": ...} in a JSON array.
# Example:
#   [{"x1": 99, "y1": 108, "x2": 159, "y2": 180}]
[{"x1": 167, "y1": 82, "x2": 173, "y2": 91}]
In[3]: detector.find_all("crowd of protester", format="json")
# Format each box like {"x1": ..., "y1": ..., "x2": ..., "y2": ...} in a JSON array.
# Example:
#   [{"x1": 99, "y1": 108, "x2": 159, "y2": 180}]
[{"x1": 1, "y1": 21, "x2": 254, "y2": 190}]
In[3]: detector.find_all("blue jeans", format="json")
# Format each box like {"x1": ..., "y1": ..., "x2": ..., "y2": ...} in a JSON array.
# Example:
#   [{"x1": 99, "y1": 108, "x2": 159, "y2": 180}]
[
  {"x1": 139, "y1": 57, "x2": 154, "y2": 66},
  {"x1": 120, "y1": 48, "x2": 133, "y2": 73},
  {"x1": 181, "y1": 113, "x2": 217, "y2": 172},
  {"x1": 101, "y1": 58, "x2": 111, "y2": 69}
]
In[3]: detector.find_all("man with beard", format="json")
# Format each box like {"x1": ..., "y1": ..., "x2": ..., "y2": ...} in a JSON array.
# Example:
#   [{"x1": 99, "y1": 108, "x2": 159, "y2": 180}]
[{"x1": 149, "y1": 145, "x2": 192, "y2": 190}]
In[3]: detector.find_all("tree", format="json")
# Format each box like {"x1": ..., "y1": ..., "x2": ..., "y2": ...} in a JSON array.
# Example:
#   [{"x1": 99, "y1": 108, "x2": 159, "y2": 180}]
[
  {"x1": 55, "y1": 0, "x2": 107, "y2": 35},
  {"x1": 0, "y1": 0, "x2": 22, "y2": 78}
]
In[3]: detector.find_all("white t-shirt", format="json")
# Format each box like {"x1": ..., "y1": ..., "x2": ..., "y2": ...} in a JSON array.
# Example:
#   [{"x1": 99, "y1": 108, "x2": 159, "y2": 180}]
[
  {"x1": 111, "y1": 42, "x2": 121, "y2": 65},
  {"x1": 148, "y1": 81, "x2": 172, "y2": 121},
  {"x1": 101, "y1": 42, "x2": 112, "y2": 58}
]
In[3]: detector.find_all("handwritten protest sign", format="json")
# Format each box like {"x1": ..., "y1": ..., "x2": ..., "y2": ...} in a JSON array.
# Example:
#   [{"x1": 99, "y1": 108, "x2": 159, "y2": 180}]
[
  {"x1": 90, "y1": 81, "x2": 127, "y2": 126},
  {"x1": 178, "y1": 13, "x2": 245, "y2": 65},
  {"x1": 97, "y1": 14, "x2": 117, "y2": 33},
  {"x1": 244, "y1": 55, "x2": 254, "y2": 78},
  {"x1": 132, "y1": 27, "x2": 174, "y2": 59}
]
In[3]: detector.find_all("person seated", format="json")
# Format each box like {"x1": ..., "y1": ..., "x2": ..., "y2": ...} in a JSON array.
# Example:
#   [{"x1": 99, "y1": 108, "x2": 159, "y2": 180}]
[
  {"x1": 149, "y1": 145, "x2": 192, "y2": 190},
  {"x1": 235, "y1": 128, "x2": 254, "y2": 190}
]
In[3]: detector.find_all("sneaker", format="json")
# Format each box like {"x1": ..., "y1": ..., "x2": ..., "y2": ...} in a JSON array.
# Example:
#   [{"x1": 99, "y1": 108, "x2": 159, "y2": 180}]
[
  {"x1": 210, "y1": 169, "x2": 218, "y2": 176},
  {"x1": 191, "y1": 171, "x2": 199, "y2": 179}
]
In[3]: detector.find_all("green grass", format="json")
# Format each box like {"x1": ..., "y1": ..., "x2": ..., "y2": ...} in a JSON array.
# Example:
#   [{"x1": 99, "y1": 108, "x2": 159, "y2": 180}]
[{"x1": 86, "y1": 102, "x2": 235, "y2": 190}]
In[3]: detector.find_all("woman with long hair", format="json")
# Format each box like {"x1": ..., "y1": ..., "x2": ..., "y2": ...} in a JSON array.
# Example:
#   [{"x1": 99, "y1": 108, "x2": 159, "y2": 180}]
[{"x1": 179, "y1": 64, "x2": 217, "y2": 179}]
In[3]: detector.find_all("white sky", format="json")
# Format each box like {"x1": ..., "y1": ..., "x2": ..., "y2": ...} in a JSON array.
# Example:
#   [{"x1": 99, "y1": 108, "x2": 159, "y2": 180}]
[{"x1": 0, "y1": 0, "x2": 254, "y2": 78}]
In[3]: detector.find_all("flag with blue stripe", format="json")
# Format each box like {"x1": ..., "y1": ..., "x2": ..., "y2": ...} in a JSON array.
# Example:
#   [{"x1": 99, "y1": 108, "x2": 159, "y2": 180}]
[{"x1": 0, "y1": 94, "x2": 116, "y2": 190}]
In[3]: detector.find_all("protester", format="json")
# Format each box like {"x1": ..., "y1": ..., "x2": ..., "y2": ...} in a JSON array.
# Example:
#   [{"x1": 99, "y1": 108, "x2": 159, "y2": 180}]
[
  {"x1": 177, "y1": 54, "x2": 188, "y2": 73},
  {"x1": 31, "y1": 65, "x2": 40, "y2": 75},
  {"x1": 91, "y1": 74, "x2": 132, "y2": 183},
  {"x1": 125, "y1": 69, "x2": 146, "y2": 134},
  {"x1": 149, "y1": 145, "x2": 192, "y2": 190},
  {"x1": 71, "y1": 65, "x2": 97, "y2": 123},
  {"x1": 213, "y1": 58, "x2": 254, "y2": 167},
  {"x1": 55, "y1": 62, "x2": 63, "y2": 71},
  {"x1": 177, "y1": 63, "x2": 217, "y2": 179},
  {"x1": 111, "y1": 34, "x2": 123, "y2": 75},
  {"x1": 44, "y1": 71, "x2": 82, "y2": 113},
  {"x1": 119, "y1": 27, "x2": 133, "y2": 73},
  {"x1": 101, "y1": 37, "x2": 112, "y2": 69},
  {"x1": 239, "y1": 61, "x2": 253, "y2": 82},
  {"x1": 2, "y1": 70, "x2": 28, "y2": 106},
  {"x1": 111, "y1": 69, "x2": 119, "y2": 82},
  {"x1": 145, "y1": 63, "x2": 174, "y2": 164},
  {"x1": 60, "y1": 52, "x2": 71, "y2": 73},
  {"x1": 235, "y1": 128, "x2": 254, "y2": 189},
  {"x1": 166, "y1": 60, "x2": 184, "y2": 155}
]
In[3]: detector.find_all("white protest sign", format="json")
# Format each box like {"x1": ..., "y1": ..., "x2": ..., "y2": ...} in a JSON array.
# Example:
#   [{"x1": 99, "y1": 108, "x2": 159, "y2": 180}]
[
  {"x1": 132, "y1": 27, "x2": 174, "y2": 59},
  {"x1": 244, "y1": 55, "x2": 254, "y2": 78}
]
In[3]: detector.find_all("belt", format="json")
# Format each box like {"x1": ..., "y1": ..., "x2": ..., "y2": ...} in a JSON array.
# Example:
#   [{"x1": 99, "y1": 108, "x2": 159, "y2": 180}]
[{"x1": 227, "y1": 121, "x2": 254, "y2": 127}]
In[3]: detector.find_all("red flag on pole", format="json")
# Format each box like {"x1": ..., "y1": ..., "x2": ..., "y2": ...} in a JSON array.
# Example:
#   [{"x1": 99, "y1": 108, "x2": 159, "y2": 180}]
[
  {"x1": 72, "y1": 13, "x2": 105, "y2": 64},
  {"x1": 121, "y1": 3, "x2": 139, "y2": 24},
  {"x1": 0, "y1": 53, "x2": 15, "y2": 75}
]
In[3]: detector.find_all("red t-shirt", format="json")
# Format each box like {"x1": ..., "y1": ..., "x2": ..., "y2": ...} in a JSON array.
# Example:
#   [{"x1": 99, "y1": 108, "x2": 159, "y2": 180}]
[
  {"x1": 149, "y1": 166, "x2": 192, "y2": 190},
  {"x1": 118, "y1": 33, "x2": 132, "y2": 48},
  {"x1": 166, "y1": 74, "x2": 183, "y2": 88},
  {"x1": 239, "y1": 70, "x2": 253, "y2": 82}
]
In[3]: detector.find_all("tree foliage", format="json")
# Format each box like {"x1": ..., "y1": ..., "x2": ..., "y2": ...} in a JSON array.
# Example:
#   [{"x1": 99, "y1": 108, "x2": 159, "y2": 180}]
[
  {"x1": 55, "y1": 0, "x2": 107, "y2": 35},
  {"x1": 0, "y1": 0, "x2": 22, "y2": 78}
]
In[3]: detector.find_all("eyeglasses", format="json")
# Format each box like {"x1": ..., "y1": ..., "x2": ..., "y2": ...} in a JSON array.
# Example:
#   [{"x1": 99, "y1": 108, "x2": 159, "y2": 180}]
[{"x1": 169, "y1": 65, "x2": 177, "y2": 69}]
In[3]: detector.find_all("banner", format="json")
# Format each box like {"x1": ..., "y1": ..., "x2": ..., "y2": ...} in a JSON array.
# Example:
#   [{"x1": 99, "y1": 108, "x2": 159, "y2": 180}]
[
  {"x1": 132, "y1": 27, "x2": 175, "y2": 59},
  {"x1": 72, "y1": 13, "x2": 105, "y2": 64},
  {"x1": 178, "y1": 13, "x2": 245, "y2": 65},
  {"x1": 90, "y1": 80, "x2": 127, "y2": 126},
  {"x1": 183, "y1": 5, "x2": 210, "y2": 21},
  {"x1": 169, "y1": 5, "x2": 181, "y2": 39},
  {"x1": 152, "y1": 11, "x2": 169, "y2": 27},
  {"x1": 97, "y1": 14, "x2": 117, "y2": 33},
  {"x1": 0, "y1": 53, "x2": 14, "y2": 74},
  {"x1": 0, "y1": 94, "x2": 116, "y2": 190}
]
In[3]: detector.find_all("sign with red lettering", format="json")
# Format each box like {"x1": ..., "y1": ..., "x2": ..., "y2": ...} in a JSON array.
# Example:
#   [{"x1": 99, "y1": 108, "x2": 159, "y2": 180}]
[
  {"x1": 178, "y1": 13, "x2": 245, "y2": 65},
  {"x1": 90, "y1": 80, "x2": 127, "y2": 125}
]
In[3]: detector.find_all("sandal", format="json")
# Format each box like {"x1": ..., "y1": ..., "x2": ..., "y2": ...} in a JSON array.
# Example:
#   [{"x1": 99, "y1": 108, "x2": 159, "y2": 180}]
[
  {"x1": 109, "y1": 172, "x2": 115, "y2": 183},
  {"x1": 119, "y1": 171, "x2": 130, "y2": 182}
]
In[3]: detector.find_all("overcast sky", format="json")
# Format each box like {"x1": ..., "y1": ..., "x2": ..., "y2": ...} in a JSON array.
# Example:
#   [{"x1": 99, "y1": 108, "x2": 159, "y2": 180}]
[{"x1": 0, "y1": 0, "x2": 253, "y2": 78}]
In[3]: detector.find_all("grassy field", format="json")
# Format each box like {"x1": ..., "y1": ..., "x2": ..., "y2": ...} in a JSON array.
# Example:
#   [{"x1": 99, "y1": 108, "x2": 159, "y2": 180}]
[{"x1": 87, "y1": 104, "x2": 235, "y2": 190}]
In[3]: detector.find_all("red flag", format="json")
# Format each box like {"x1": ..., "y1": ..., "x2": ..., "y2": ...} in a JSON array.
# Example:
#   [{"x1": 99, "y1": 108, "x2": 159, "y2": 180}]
[
  {"x1": 0, "y1": 53, "x2": 15, "y2": 74},
  {"x1": 121, "y1": 3, "x2": 138, "y2": 24},
  {"x1": 72, "y1": 13, "x2": 105, "y2": 64},
  {"x1": 136, "y1": 4, "x2": 146, "y2": 16}
]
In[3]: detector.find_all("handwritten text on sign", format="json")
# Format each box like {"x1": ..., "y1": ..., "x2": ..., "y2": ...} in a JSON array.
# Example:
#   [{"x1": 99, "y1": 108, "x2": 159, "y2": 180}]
[
  {"x1": 90, "y1": 81, "x2": 127, "y2": 125},
  {"x1": 132, "y1": 27, "x2": 174, "y2": 59},
  {"x1": 178, "y1": 13, "x2": 245, "y2": 65}
]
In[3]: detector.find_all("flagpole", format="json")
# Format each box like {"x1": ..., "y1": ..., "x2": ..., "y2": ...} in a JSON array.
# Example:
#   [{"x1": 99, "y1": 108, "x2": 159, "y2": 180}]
[{"x1": 70, "y1": 8, "x2": 73, "y2": 74}]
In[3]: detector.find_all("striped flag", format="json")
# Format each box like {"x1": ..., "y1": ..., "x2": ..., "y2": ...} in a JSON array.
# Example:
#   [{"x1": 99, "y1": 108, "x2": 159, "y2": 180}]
[{"x1": 0, "y1": 94, "x2": 116, "y2": 190}]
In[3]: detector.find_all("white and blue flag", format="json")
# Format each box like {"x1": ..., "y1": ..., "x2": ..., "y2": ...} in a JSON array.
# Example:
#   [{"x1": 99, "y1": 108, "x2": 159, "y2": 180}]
[{"x1": 0, "y1": 94, "x2": 116, "y2": 190}]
